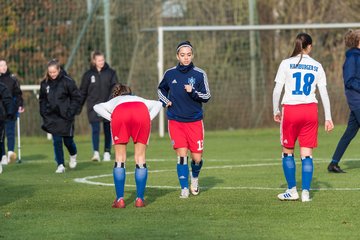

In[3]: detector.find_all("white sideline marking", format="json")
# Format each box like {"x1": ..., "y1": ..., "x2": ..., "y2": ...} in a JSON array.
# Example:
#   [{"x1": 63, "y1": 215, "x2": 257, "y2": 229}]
[
  {"x1": 23, "y1": 157, "x2": 360, "y2": 164},
  {"x1": 73, "y1": 162, "x2": 360, "y2": 191}
]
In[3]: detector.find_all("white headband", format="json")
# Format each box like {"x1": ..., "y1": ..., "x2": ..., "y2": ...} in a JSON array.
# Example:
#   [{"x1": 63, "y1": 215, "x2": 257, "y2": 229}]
[{"x1": 176, "y1": 44, "x2": 192, "y2": 52}]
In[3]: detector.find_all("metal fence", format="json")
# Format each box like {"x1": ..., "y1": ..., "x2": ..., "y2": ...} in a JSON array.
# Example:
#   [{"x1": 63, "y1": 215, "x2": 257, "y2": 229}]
[{"x1": 1, "y1": 0, "x2": 359, "y2": 135}]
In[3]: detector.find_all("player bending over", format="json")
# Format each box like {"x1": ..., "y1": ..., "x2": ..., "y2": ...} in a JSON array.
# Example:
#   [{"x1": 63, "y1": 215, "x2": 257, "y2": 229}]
[{"x1": 94, "y1": 84, "x2": 162, "y2": 208}]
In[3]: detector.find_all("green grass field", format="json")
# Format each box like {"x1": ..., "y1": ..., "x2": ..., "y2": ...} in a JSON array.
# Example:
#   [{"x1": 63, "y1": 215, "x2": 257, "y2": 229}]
[{"x1": 1, "y1": 126, "x2": 360, "y2": 240}]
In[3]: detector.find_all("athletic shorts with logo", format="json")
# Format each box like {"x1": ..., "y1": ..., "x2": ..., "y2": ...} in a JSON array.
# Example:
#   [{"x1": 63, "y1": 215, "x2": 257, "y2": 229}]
[
  {"x1": 281, "y1": 103, "x2": 318, "y2": 148},
  {"x1": 111, "y1": 102, "x2": 151, "y2": 145},
  {"x1": 168, "y1": 120, "x2": 204, "y2": 153}
]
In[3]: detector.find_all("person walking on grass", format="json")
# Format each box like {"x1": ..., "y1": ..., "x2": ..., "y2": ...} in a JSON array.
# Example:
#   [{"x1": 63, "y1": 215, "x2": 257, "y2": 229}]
[
  {"x1": 80, "y1": 51, "x2": 118, "y2": 162},
  {"x1": 272, "y1": 33, "x2": 334, "y2": 202},
  {"x1": 158, "y1": 41, "x2": 211, "y2": 198},
  {"x1": 39, "y1": 59, "x2": 82, "y2": 173},
  {"x1": 0, "y1": 82, "x2": 15, "y2": 174},
  {"x1": 93, "y1": 84, "x2": 162, "y2": 208},
  {"x1": 327, "y1": 29, "x2": 360, "y2": 173},
  {"x1": 0, "y1": 59, "x2": 24, "y2": 165}
]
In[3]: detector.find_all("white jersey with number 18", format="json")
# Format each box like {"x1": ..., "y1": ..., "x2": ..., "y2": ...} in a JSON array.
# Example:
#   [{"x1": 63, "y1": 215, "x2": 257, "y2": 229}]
[{"x1": 274, "y1": 54, "x2": 327, "y2": 105}]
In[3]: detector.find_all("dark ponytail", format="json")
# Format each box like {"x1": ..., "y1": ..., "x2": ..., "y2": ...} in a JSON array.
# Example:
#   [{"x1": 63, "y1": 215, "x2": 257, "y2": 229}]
[{"x1": 290, "y1": 33, "x2": 312, "y2": 66}]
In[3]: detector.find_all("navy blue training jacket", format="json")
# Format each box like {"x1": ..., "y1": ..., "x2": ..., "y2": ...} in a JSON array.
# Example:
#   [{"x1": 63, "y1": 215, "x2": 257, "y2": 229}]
[
  {"x1": 343, "y1": 48, "x2": 360, "y2": 111},
  {"x1": 158, "y1": 63, "x2": 211, "y2": 122}
]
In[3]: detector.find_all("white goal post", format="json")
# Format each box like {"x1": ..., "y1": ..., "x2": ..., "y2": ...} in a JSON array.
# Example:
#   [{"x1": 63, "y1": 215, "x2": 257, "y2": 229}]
[
  {"x1": 156, "y1": 22, "x2": 360, "y2": 137},
  {"x1": 21, "y1": 85, "x2": 40, "y2": 94}
]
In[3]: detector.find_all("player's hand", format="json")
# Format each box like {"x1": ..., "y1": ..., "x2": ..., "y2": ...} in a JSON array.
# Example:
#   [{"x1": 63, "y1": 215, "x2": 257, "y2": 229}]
[
  {"x1": 325, "y1": 120, "x2": 334, "y2": 132},
  {"x1": 273, "y1": 112, "x2": 281, "y2": 123},
  {"x1": 166, "y1": 101, "x2": 172, "y2": 107},
  {"x1": 184, "y1": 84, "x2": 193, "y2": 93},
  {"x1": 18, "y1": 106, "x2": 25, "y2": 113}
]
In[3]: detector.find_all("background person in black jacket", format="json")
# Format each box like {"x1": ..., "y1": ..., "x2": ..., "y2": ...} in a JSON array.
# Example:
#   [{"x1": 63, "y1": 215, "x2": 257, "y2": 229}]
[
  {"x1": 0, "y1": 59, "x2": 24, "y2": 165},
  {"x1": 0, "y1": 81, "x2": 15, "y2": 174},
  {"x1": 39, "y1": 59, "x2": 82, "y2": 173},
  {"x1": 80, "y1": 51, "x2": 118, "y2": 162}
]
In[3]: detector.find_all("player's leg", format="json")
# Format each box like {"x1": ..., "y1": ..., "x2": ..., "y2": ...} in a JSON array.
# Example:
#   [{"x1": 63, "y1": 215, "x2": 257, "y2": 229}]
[
  {"x1": 112, "y1": 144, "x2": 127, "y2": 208},
  {"x1": 277, "y1": 104, "x2": 299, "y2": 200},
  {"x1": 277, "y1": 146, "x2": 299, "y2": 200},
  {"x1": 0, "y1": 141, "x2": 6, "y2": 165},
  {"x1": 298, "y1": 103, "x2": 318, "y2": 202},
  {"x1": 169, "y1": 120, "x2": 189, "y2": 198},
  {"x1": 5, "y1": 119, "x2": 16, "y2": 163},
  {"x1": 134, "y1": 143, "x2": 147, "y2": 207},
  {"x1": 300, "y1": 147, "x2": 313, "y2": 202},
  {"x1": 103, "y1": 121, "x2": 112, "y2": 161},
  {"x1": 176, "y1": 148, "x2": 190, "y2": 198},
  {"x1": 52, "y1": 135, "x2": 65, "y2": 173},
  {"x1": 188, "y1": 120, "x2": 204, "y2": 196},
  {"x1": 0, "y1": 121, "x2": 5, "y2": 171},
  {"x1": 90, "y1": 121, "x2": 100, "y2": 161},
  {"x1": 132, "y1": 104, "x2": 150, "y2": 207},
  {"x1": 63, "y1": 136, "x2": 77, "y2": 169},
  {"x1": 111, "y1": 104, "x2": 130, "y2": 208},
  {"x1": 189, "y1": 152, "x2": 202, "y2": 196},
  {"x1": 329, "y1": 110, "x2": 360, "y2": 173}
]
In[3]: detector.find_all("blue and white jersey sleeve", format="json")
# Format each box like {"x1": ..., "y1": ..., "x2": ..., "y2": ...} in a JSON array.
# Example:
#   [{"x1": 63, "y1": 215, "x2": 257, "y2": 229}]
[
  {"x1": 188, "y1": 67, "x2": 211, "y2": 103},
  {"x1": 158, "y1": 71, "x2": 171, "y2": 107}
]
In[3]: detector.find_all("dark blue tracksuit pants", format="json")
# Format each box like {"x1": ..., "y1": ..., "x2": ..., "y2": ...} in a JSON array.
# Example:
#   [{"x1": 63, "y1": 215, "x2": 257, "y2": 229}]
[{"x1": 332, "y1": 109, "x2": 360, "y2": 163}]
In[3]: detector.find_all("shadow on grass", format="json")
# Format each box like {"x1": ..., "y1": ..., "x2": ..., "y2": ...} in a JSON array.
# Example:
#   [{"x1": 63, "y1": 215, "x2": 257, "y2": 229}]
[
  {"x1": 201, "y1": 175, "x2": 224, "y2": 193},
  {"x1": 0, "y1": 183, "x2": 35, "y2": 207},
  {"x1": 127, "y1": 188, "x2": 175, "y2": 207},
  {"x1": 343, "y1": 159, "x2": 360, "y2": 171},
  {"x1": 22, "y1": 154, "x2": 47, "y2": 161},
  {"x1": 278, "y1": 176, "x2": 338, "y2": 201}
]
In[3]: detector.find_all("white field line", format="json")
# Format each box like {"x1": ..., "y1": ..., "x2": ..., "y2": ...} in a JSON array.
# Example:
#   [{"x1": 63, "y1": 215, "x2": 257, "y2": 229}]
[
  {"x1": 73, "y1": 162, "x2": 360, "y2": 191},
  {"x1": 22, "y1": 157, "x2": 360, "y2": 164}
]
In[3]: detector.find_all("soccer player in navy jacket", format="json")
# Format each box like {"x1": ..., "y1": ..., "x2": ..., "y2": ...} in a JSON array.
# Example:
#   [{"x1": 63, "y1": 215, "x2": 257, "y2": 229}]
[
  {"x1": 328, "y1": 29, "x2": 360, "y2": 173},
  {"x1": 158, "y1": 41, "x2": 211, "y2": 198}
]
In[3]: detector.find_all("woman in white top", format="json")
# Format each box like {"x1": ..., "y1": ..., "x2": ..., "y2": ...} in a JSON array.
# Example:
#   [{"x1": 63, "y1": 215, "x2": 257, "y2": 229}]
[
  {"x1": 272, "y1": 33, "x2": 334, "y2": 202},
  {"x1": 94, "y1": 84, "x2": 162, "y2": 208}
]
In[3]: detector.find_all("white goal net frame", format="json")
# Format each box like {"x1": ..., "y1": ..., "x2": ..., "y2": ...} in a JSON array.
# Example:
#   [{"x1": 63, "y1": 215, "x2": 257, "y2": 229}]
[{"x1": 156, "y1": 22, "x2": 360, "y2": 137}]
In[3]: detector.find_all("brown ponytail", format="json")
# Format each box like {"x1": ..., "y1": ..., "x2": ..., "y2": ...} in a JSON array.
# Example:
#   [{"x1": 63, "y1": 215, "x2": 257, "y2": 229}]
[
  {"x1": 290, "y1": 33, "x2": 312, "y2": 66},
  {"x1": 111, "y1": 84, "x2": 132, "y2": 98}
]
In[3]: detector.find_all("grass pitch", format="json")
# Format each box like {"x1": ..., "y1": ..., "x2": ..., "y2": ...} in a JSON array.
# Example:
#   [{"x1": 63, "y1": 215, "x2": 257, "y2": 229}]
[{"x1": 1, "y1": 127, "x2": 360, "y2": 239}]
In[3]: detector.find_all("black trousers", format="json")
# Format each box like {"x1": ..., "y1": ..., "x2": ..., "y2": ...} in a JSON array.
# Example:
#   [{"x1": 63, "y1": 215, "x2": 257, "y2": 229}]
[{"x1": 0, "y1": 121, "x2": 5, "y2": 157}]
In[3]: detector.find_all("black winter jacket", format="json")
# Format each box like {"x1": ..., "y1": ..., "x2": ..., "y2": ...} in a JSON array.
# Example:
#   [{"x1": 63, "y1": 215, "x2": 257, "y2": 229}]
[
  {"x1": 0, "y1": 82, "x2": 15, "y2": 121},
  {"x1": 80, "y1": 63, "x2": 118, "y2": 122},
  {"x1": 0, "y1": 70, "x2": 23, "y2": 118},
  {"x1": 39, "y1": 70, "x2": 82, "y2": 136}
]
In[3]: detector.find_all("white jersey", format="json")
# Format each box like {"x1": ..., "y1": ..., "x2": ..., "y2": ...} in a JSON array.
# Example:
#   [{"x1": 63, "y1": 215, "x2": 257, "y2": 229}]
[
  {"x1": 273, "y1": 54, "x2": 332, "y2": 120},
  {"x1": 274, "y1": 54, "x2": 326, "y2": 105},
  {"x1": 93, "y1": 95, "x2": 162, "y2": 121}
]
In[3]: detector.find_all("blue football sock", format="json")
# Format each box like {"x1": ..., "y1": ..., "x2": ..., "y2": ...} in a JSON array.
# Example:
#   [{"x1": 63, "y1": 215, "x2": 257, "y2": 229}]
[
  {"x1": 191, "y1": 159, "x2": 203, "y2": 178},
  {"x1": 282, "y1": 153, "x2": 296, "y2": 189},
  {"x1": 331, "y1": 159, "x2": 339, "y2": 164},
  {"x1": 302, "y1": 156, "x2": 313, "y2": 191},
  {"x1": 135, "y1": 164, "x2": 148, "y2": 200},
  {"x1": 113, "y1": 162, "x2": 126, "y2": 200},
  {"x1": 177, "y1": 156, "x2": 189, "y2": 189}
]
